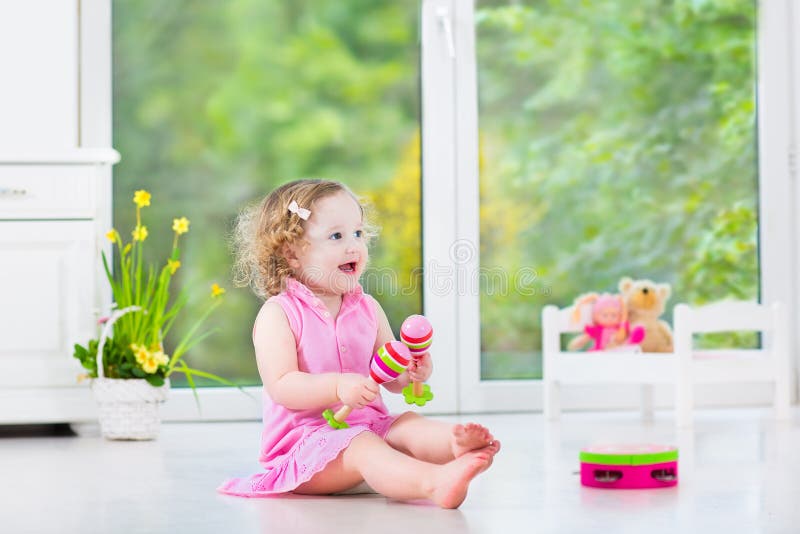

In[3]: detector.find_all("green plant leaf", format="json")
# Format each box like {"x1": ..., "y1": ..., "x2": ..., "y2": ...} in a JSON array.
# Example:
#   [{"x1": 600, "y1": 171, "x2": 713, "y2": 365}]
[
  {"x1": 170, "y1": 299, "x2": 222, "y2": 364},
  {"x1": 175, "y1": 361, "x2": 201, "y2": 413},
  {"x1": 160, "y1": 291, "x2": 189, "y2": 338},
  {"x1": 73, "y1": 343, "x2": 88, "y2": 360},
  {"x1": 177, "y1": 366, "x2": 256, "y2": 401},
  {"x1": 101, "y1": 251, "x2": 121, "y2": 301},
  {"x1": 145, "y1": 374, "x2": 165, "y2": 387},
  {"x1": 168, "y1": 329, "x2": 218, "y2": 367}
]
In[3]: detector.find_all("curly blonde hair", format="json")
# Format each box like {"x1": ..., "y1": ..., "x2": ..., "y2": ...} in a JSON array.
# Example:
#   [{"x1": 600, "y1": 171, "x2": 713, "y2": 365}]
[{"x1": 232, "y1": 179, "x2": 376, "y2": 299}]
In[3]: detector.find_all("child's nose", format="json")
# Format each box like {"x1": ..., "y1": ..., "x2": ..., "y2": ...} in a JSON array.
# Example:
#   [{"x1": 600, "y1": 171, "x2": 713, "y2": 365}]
[{"x1": 344, "y1": 236, "x2": 359, "y2": 252}]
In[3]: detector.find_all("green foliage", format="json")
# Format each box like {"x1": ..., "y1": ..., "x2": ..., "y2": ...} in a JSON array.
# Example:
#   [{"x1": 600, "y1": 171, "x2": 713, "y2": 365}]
[
  {"x1": 77, "y1": 191, "x2": 240, "y2": 400},
  {"x1": 682, "y1": 203, "x2": 758, "y2": 304},
  {"x1": 476, "y1": 0, "x2": 759, "y2": 375},
  {"x1": 73, "y1": 336, "x2": 165, "y2": 387},
  {"x1": 101, "y1": 214, "x2": 192, "y2": 356}
]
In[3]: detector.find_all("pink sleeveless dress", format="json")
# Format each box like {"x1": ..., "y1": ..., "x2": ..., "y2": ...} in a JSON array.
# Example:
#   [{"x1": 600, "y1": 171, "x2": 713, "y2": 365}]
[{"x1": 217, "y1": 278, "x2": 399, "y2": 497}]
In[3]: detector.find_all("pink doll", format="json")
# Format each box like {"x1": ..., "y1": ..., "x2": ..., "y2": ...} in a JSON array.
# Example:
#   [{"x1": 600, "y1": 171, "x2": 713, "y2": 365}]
[{"x1": 567, "y1": 293, "x2": 645, "y2": 352}]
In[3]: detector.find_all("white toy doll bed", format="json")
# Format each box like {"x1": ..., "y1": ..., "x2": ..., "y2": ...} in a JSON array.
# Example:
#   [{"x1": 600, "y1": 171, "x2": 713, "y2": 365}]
[{"x1": 542, "y1": 301, "x2": 791, "y2": 426}]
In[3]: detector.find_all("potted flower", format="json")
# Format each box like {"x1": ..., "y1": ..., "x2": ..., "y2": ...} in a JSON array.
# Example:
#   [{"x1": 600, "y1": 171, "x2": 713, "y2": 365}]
[{"x1": 73, "y1": 189, "x2": 236, "y2": 440}]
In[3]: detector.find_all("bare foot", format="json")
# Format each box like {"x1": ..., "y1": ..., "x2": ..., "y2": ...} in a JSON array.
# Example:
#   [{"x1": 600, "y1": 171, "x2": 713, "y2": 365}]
[
  {"x1": 429, "y1": 448, "x2": 492, "y2": 509},
  {"x1": 478, "y1": 440, "x2": 502, "y2": 473},
  {"x1": 451, "y1": 423, "x2": 494, "y2": 458}
]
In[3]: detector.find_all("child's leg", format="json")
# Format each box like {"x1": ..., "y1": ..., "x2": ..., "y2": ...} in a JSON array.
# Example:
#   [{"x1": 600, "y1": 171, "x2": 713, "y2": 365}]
[
  {"x1": 385, "y1": 412, "x2": 496, "y2": 464},
  {"x1": 294, "y1": 431, "x2": 499, "y2": 508}
]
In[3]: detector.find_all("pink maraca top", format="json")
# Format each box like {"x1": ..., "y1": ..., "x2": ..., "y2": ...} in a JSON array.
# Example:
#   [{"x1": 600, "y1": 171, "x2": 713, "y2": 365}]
[
  {"x1": 370, "y1": 341, "x2": 411, "y2": 383},
  {"x1": 400, "y1": 314, "x2": 433, "y2": 355}
]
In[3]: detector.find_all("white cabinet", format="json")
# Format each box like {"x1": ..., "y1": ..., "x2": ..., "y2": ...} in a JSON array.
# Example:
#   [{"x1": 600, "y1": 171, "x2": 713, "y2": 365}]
[
  {"x1": 0, "y1": 0, "x2": 116, "y2": 422},
  {"x1": 0, "y1": 155, "x2": 117, "y2": 422},
  {"x1": 0, "y1": 220, "x2": 94, "y2": 387}
]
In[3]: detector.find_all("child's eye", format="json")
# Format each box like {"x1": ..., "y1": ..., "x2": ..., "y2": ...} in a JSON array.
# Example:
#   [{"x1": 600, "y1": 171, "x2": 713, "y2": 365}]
[
  {"x1": 330, "y1": 232, "x2": 342, "y2": 240},
  {"x1": 354, "y1": 230, "x2": 363, "y2": 238}
]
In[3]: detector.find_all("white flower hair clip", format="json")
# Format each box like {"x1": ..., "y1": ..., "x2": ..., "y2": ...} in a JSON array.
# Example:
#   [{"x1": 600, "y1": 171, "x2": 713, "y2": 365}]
[{"x1": 287, "y1": 200, "x2": 311, "y2": 221}]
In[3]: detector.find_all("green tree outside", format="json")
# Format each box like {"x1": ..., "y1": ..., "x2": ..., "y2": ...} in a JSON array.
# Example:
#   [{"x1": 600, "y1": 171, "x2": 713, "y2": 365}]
[{"x1": 477, "y1": 0, "x2": 758, "y2": 377}]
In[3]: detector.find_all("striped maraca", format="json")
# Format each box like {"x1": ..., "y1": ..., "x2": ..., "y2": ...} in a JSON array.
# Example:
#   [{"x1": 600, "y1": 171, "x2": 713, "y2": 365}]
[
  {"x1": 400, "y1": 315, "x2": 434, "y2": 406},
  {"x1": 323, "y1": 341, "x2": 411, "y2": 429}
]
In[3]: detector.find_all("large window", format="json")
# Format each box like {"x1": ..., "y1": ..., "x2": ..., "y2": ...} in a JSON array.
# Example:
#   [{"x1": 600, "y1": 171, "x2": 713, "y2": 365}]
[
  {"x1": 113, "y1": 1, "x2": 422, "y2": 387},
  {"x1": 111, "y1": 0, "x2": 790, "y2": 414},
  {"x1": 475, "y1": 0, "x2": 759, "y2": 379}
]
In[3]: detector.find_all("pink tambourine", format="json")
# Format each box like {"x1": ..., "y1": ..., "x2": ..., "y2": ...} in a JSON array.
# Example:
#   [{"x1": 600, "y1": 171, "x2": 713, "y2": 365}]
[{"x1": 579, "y1": 444, "x2": 678, "y2": 489}]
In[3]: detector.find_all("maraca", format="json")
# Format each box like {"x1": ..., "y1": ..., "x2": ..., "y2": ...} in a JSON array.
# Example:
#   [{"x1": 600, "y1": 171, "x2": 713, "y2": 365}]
[
  {"x1": 323, "y1": 341, "x2": 411, "y2": 429},
  {"x1": 400, "y1": 314, "x2": 434, "y2": 406}
]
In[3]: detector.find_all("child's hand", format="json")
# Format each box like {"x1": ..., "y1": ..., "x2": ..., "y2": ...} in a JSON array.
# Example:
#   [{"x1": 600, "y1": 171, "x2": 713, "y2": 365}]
[
  {"x1": 337, "y1": 373, "x2": 379, "y2": 409},
  {"x1": 408, "y1": 353, "x2": 433, "y2": 383}
]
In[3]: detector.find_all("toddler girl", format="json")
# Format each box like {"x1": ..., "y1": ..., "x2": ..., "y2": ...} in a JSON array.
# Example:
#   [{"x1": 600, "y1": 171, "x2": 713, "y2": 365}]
[{"x1": 218, "y1": 179, "x2": 499, "y2": 508}]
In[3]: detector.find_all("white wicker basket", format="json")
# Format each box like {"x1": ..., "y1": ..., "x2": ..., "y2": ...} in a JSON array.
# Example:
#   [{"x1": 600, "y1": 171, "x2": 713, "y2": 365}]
[{"x1": 91, "y1": 306, "x2": 170, "y2": 440}]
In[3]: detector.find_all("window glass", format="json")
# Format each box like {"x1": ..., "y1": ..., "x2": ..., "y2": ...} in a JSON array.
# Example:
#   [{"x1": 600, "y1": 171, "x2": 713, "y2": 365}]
[
  {"x1": 113, "y1": 1, "x2": 422, "y2": 386},
  {"x1": 476, "y1": 0, "x2": 759, "y2": 378}
]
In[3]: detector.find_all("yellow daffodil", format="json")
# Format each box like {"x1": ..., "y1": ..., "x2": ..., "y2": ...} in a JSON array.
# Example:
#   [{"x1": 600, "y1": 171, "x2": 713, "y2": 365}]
[
  {"x1": 172, "y1": 217, "x2": 190, "y2": 235},
  {"x1": 167, "y1": 259, "x2": 181, "y2": 274},
  {"x1": 211, "y1": 283, "x2": 226, "y2": 298},
  {"x1": 141, "y1": 353, "x2": 160, "y2": 374},
  {"x1": 133, "y1": 190, "x2": 151, "y2": 208},
  {"x1": 152, "y1": 350, "x2": 169, "y2": 366},
  {"x1": 105, "y1": 229, "x2": 118, "y2": 243},
  {"x1": 132, "y1": 225, "x2": 149, "y2": 242},
  {"x1": 130, "y1": 343, "x2": 164, "y2": 374},
  {"x1": 131, "y1": 344, "x2": 150, "y2": 365}
]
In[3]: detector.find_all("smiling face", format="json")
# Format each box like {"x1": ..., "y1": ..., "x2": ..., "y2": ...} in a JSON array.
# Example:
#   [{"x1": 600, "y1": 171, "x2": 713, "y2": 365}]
[{"x1": 287, "y1": 190, "x2": 367, "y2": 296}]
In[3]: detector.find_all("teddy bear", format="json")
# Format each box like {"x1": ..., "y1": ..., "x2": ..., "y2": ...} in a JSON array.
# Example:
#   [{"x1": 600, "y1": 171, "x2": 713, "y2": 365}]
[{"x1": 618, "y1": 277, "x2": 673, "y2": 353}]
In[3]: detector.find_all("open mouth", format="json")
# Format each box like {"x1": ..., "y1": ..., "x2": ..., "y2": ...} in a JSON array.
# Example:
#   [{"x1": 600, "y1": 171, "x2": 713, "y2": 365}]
[{"x1": 338, "y1": 262, "x2": 357, "y2": 273}]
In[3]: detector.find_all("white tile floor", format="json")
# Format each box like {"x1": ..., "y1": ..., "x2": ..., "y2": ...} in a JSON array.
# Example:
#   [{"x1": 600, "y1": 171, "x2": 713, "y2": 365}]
[{"x1": 1, "y1": 408, "x2": 799, "y2": 534}]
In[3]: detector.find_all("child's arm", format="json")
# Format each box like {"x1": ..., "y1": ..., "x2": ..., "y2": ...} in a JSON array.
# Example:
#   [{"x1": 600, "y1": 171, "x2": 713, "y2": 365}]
[
  {"x1": 255, "y1": 302, "x2": 377, "y2": 410},
  {"x1": 370, "y1": 300, "x2": 432, "y2": 394}
]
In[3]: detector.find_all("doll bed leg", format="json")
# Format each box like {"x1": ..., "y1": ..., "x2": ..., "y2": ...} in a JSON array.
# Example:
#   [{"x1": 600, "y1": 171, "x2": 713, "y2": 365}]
[
  {"x1": 640, "y1": 384, "x2": 654, "y2": 421},
  {"x1": 544, "y1": 379, "x2": 561, "y2": 421}
]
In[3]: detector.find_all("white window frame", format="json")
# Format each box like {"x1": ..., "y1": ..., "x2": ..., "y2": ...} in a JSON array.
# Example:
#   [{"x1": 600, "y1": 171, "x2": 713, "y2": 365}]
[
  {"x1": 791, "y1": 0, "x2": 800, "y2": 405},
  {"x1": 420, "y1": 0, "x2": 798, "y2": 413}
]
